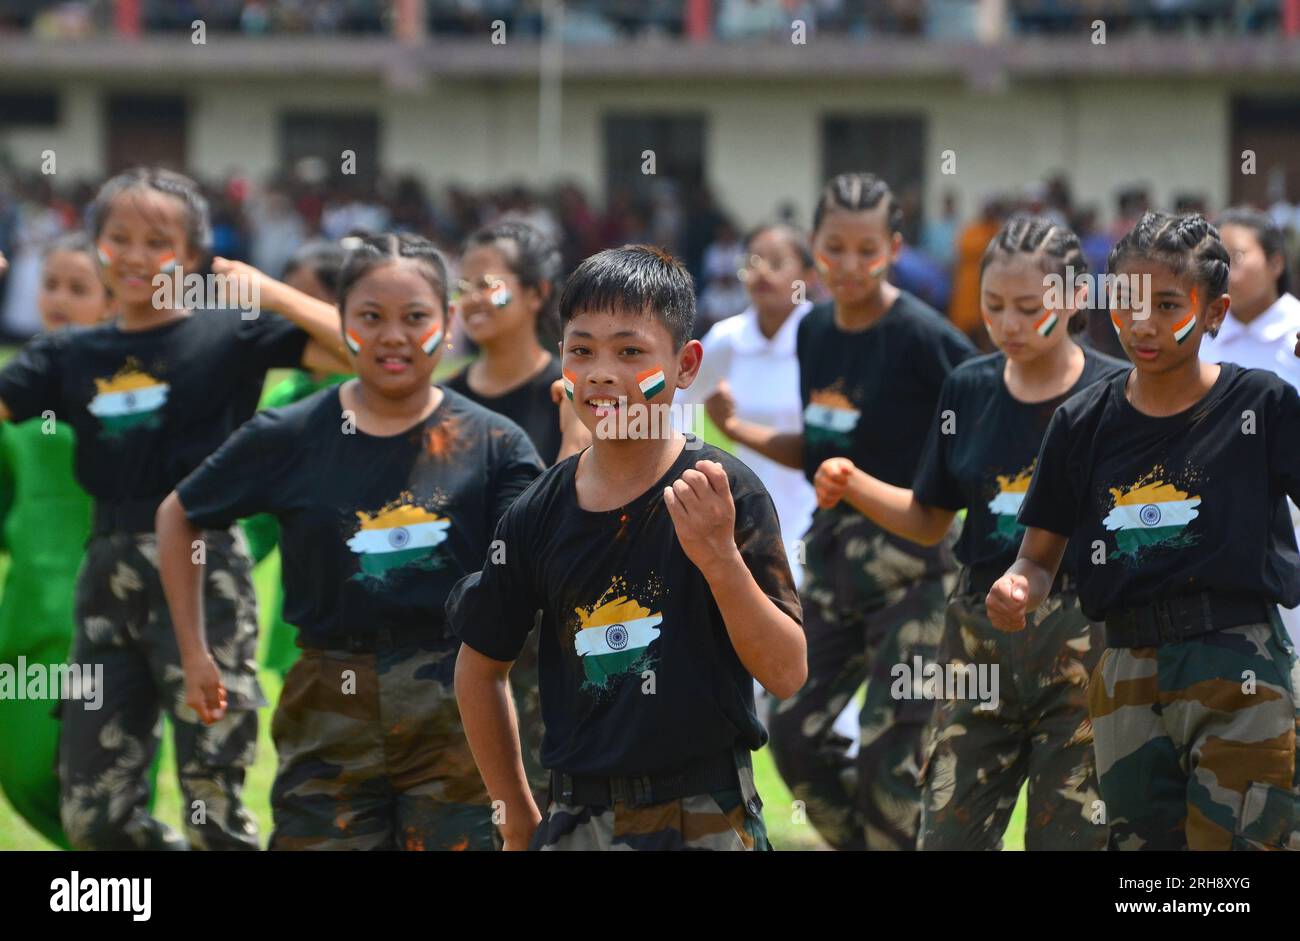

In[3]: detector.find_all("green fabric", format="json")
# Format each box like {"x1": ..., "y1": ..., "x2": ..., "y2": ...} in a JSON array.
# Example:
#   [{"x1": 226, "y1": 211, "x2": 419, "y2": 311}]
[
  {"x1": 243, "y1": 371, "x2": 348, "y2": 677},
  {"x1": 0, "y1": 418, "x2": 155, "y2": 846}
]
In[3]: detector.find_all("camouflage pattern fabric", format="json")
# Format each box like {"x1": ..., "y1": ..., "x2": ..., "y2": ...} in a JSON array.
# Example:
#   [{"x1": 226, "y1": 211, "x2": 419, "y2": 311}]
[
  {"x1": 58, "y1": 529, "x2": 262, "y2": 850},
  {"x1": 918, "y1": 588, "x2": 1107, "y2": 850},
  {"x1": 769, "y1": 507, "x2": 954, "y2": 851},
  {"x1": 530, "y1": 787, "x2": 770, "y2": 851},
  {"x1": 269, "y1": 636, "x2": 496, "y2": 851},
  {"x1": 509, "y1": 620, "x2": 549, "y2": 805},
  {"x1": 1089, "y1": 613, "x2": 1300, "y2": 850}
]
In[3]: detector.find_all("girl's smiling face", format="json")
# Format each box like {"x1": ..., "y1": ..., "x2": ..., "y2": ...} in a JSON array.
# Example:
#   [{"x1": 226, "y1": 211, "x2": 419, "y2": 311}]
[
  {"x1": 811, "y1": 203, "x2": 899, "y2": 309},
  {"x1": 341, "y1": 261, "x2": 447, "y2": 399},
  {"x1": 980, "y1": 252, "x2": 1076, "y2": 363},
  {"x1": 94, "y1": 188, "x2": 201, "y2": 310},
  {"x1": 455, "y1": 244, "x2": 539, "y2": 347},
  {"x1": 1109, "y1": 258, "x2": 1228, "y2": 371},
  {"x1": 39, "y1": 249, "x2": 111, "y2": 331}
]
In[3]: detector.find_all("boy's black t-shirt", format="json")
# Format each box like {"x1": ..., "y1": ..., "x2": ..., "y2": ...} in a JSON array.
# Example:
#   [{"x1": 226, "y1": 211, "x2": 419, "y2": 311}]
[
  {"x1": 444, "y1": 354, "x2": 563, "y2": 465},
  {"x1": 0, "y1": 310, "x2": 309, "y2": 504},
  {"x1": 797, "y1": 293, "x2": 976, "y2": 488},
  {"x1": 178, "y1": 386, "x2": 544, "y2": 644},
  {"x1": 1018, "y1": 362, "x2": 1300, "y2": 621},
  {"x1": 912, "y1": 347, "x2": 1129, "y2": 578},
  {"x1": 446, "y1": 438, "x2": 802, "y2": 777}
]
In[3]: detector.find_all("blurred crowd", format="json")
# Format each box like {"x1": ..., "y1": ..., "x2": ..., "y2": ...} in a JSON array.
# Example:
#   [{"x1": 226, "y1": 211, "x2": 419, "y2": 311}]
[
  {"x1": 1, "y1": 0, "x2": 1293, "y2": 40},
  {"x1": 5, "y1": 164, "x2": 1300, "y2": 348}
]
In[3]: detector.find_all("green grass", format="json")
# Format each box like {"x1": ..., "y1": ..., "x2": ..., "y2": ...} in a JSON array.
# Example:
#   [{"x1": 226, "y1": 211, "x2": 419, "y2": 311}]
[{"x1": 0, "y1": 361, "x2": 1029, "y2": 850}]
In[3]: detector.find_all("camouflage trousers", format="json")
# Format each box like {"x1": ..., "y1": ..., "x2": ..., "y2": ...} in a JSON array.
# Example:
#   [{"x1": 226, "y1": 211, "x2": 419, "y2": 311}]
[
  {"x1": 269, "y1": 636, "x2": 495, "y2": 851},
  {"x1": 918, "y1": 588, "x2": 1107, "y2": 850},
  {"x1": 58, "y1": 530, "x2": 263, "y2": 850},
  {"x1": 530, "y1": 788, "x2": 770, "y2": 851},
  {"x1": 769, "y1": 508, "x2": 954, "y2": 850},
  {"x1": 1090, "y1": 612, "x2": 1300, "y2": 850}
]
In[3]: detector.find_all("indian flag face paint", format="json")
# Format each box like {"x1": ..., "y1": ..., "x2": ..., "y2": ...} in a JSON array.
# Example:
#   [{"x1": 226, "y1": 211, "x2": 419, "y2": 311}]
[
  {"x1": 865, "y1": 254, "x2": 889, "y2": 279},
  {"x1": 1103, "y1": 478, "x2": 1201, "y2": 557},
  {"x1": 87, "y1": 365, "x2": 170, "y2": 435},
  {"x1": 813, "y1": 251, "x2": 833, "y2": 276},
  {"x1": 573, "y1": 594, "x2": 662, "y2": 686},
  {"x1": 562, "y1": 368, "x2": 576, "y2": 401},
  {"x1": 347, "y1": 499, "x2": 450, "y2": 577},
  {"x1": 344, "y1": 329, "x2": 363, "y2": 355},
  {"x1": 418, "y1": 325, "x2": 443, "y2": 357},
  {"x1": 156, "y1": 252, "x2": 177, "y2": 275},
  {"x1": 488, "y1": 279, "x2": 512, "y2": 308},
  {"x1": 1034, "y1": 309, "x2": 1059, "y2": 338},
  {"x1": 97, "y1": 243, "x2": 114, "y2": 268},
  {"x1": 637, "y1": 366, "x2": 666, "y2": 400},
  {"x1": 1172, "y1": 311, "x2": 1196, "y2": 344},
  {"x1": 1111, "y1": 311, "x2": 1124, "y2": 334}
]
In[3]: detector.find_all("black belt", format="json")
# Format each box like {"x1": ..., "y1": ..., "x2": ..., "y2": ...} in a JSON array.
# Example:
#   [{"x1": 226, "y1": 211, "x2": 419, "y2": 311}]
[
  {"x1": 1103, "y1": 592, "x2": 1271, "y2": 648},
  {"x1": 92, "y1": 496, "x2": 165, "y2": 535},
  {"x1": 299, "y1": 623, "x2": 446, "y2": 653},
  {"x1": 549, "y1": 746, "x2": 757, "y2": 811},
  {"x1": 960, "y1": 563, "x2": 1077, "y2": 600}
]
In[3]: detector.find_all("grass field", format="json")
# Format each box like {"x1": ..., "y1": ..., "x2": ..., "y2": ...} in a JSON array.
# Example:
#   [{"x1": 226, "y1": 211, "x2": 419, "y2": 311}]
[{"x1": 0, "y1": 359, "x2": 1029, "y2": 850}]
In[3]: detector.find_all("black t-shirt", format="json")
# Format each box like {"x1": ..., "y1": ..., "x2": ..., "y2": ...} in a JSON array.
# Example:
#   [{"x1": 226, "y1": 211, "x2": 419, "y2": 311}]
[
  {"x1": 1018, "y1": 362, "x2": 1300, "y2": 621},
  {"x1": 797, "y1": 293, "x2": 976, "y2": 488},
  {"x1": 445, "y1": 354, "x2": 563, "y2": 465},
  {"x1": 446, "y1": 438, "x2": 802, "y2": 777},
  {"x1": 912, "y1": 347, "x2": 1129, "y2": 577},
  {"x1": 0, "y1": 310, "x2": 309, "y2": 504},
  {"x1": 178, "y1": 386, "x2": 544, "y2": 644}
]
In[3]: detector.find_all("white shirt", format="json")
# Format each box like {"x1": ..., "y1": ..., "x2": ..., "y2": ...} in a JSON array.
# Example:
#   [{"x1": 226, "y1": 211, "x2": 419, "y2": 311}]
[
  {"x1": 679, "y1": 302, "x2": 816, "y2": 585},
  {"x1": 1199, "y1": 292, "x2": 1300, "y2": 645}
]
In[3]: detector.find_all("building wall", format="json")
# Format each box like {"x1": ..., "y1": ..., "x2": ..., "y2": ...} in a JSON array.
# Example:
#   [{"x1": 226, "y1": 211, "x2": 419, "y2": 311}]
[{"x1": 0, "y1": 72, "x2": 1253, "y2": 226}]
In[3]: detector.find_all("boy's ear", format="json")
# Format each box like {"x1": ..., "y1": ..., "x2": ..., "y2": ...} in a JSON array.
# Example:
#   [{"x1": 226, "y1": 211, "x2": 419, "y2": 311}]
[
  {"x1": 675, "y1": 339, "x2": 704, "y2": 388},
  {"x1": 889, "y1": 231, "x2": 903, "y2": 261}
]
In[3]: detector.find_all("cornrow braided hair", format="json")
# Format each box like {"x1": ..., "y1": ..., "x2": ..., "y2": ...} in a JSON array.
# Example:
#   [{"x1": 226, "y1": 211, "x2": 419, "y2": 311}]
[
  {"x1": 1107, "y1": 210, "x2": 1230, "y2": 299},
  {"x1": 812, "y1": 172, "x2": 903, "y2": 234},
  {"x1": 980, "y1": 214, "x2": 1089, "y2": 332},
  {"x1": 336, "y1": 232, "x2": 450, "y2": 312},
  {"x1": 89, "y1": 167, "x2": 213, "y2": 257}
]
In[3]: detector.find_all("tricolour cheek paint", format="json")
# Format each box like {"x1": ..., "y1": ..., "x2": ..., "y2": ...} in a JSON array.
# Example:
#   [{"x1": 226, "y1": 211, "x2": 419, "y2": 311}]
[
  {"x1": 1034, "y1": 309, "x2": 1059, "y2": 338},
  {"x1": 488, "y1": 280, "x2": 513, "y2": 308},
  {"x1": 1111, "y1": 312, "x2": 1124, "y2": 333},
  {"x1": 636, "y1": 367, "x2": 666, "y2": 400},
  {"x1": 865, "y1": 255, "x2": 889, "y2": 279},
  {"x1": 345, "y1": 329, "x2": 363, "y2": 355},
  {"x1": 418, "y1": 325, "x2": 443, "y2": 357},
  {"x1": 156, "y1": 252, "x2": 177, "y2": 274},
  {"x1": 1173, "y1": 288, "x2": 1198, "y2": 345},
  {"x1": 814, "y1": 252, "x2": 833, "y2": 276},
  {"x1": 563, "y1": 368, "x2": 576, "y2": 401},
  {"x1": 96, "y1": 243, "x2": 113, "y2": 268}
]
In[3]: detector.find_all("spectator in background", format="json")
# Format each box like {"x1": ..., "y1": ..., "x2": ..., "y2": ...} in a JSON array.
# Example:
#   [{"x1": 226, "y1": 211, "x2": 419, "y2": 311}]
[
  {"x1": 949, "y1": 195, "x2": 1006, "y2": 348},
  {"x1": 248, "y1": 188, "x2": 308, "y2": 278},
  {"x1": 717, "y1": 0, "x2": 789, "y2": 38},
  {"x1": 892, "y1": 237, "x2": 951, "y2": 314},
  {"x1": 920, "y1": 190, "x2": 960, "y2": 271},
  {"x1": 697, "y1": 218, "x2": 749, "y2": 334}
]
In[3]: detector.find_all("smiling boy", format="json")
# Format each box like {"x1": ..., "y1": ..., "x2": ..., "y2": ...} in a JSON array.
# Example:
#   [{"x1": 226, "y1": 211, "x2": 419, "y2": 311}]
[{"x1": 448, "y1": 245, "x2": 806, "y2": 851}]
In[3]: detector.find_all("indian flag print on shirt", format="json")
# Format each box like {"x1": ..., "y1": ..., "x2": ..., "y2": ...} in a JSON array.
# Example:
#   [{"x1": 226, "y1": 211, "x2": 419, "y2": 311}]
[
  {"x1": 637, "y1": 367, "x2": 666, "y2": 399},
  {"x1": 346, "y1": 495, "x2": 450, "y2": 578},
  {"x1": 87, "y1": 364, "x2": 169, "y2": 435},
  {"x1": 1103, "y1": 476, "x2": 1201, "y2": 559},
  {"x1": 987, "y1": 464, "x2": 1034, "y2": 542},
  {"x1": 803, "y1": 387, "x2": 860, "y2": 447},
  {"x1": 573, "y1": 591, "x2": 662, "y2": 687}
]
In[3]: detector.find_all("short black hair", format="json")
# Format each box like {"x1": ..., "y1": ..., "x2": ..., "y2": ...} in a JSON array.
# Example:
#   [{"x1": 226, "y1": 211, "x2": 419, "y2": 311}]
[
  {"x1": 337, "y1": 233, "x2": 449, "y2": 313},
  {"x1": 558, "y1": 244, "x2": 696, "y2": 348},
  {"x1": 463, "y1": 220, "x2": 563, "y2": 347},
  {"x1": 1108, "y1": 211, "x2": 1229, "y2": 298},
  {"x1": 283, "y1": 240, "x2": 346, "y2": 296},
  {"x1": 89, "y1": 167, "x2": 212, "y2": 258},
  {"x1": 1216, "y1": 206, "x2": 1291, "y2": 297},
  {"x1": 980, "y1": 214, "x2": 1089, "y2": 333},
  {"x1": 812, "y1": 172, "x2": 902, "y2": 234}
]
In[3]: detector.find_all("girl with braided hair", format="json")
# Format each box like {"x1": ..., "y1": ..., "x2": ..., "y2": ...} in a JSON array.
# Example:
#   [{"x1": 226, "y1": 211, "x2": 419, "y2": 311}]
[
  {"x1": 157, "y1": 233, "x2": 544, "y2": 850},
  {"x1": 709, "y1": 172, "x2": 976, "y2": 849},
  {"x1": 814, "y1": 215, "x2": 1126, "y2": 849},
  {"x1": 988, "y1": 211, "x2": 1300, "y2": 850}
]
